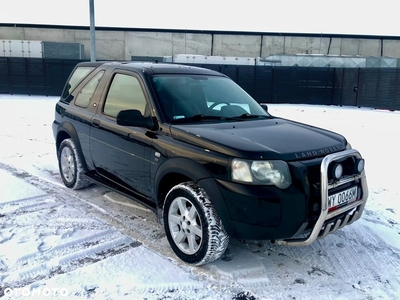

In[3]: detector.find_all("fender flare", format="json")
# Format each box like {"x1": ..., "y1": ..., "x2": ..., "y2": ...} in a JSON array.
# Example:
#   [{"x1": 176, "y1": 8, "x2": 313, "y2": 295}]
[
  {"x1": 155, "y1": 157, "x2": 211, "y2": 186},
  {"x1": 154, "y1": 157, "x2": 234, "y2": 234}
]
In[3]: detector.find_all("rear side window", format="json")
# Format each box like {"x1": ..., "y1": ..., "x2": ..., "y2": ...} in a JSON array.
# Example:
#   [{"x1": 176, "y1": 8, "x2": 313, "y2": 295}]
[
  {"x1": 75, "y1": 71, "x2": 104, "y2": 108},
  {"x1": 103, "y1": 74, "x2": 147, "y2": 118},
  {"x1": 61, "y1": 67, "x2": 95, "y2": 102}
]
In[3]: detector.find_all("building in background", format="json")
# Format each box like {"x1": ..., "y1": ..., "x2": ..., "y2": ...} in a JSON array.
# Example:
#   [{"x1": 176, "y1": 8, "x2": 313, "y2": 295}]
[{"x1": 1, "y1": 24, "x2": 400, "y2": 61}]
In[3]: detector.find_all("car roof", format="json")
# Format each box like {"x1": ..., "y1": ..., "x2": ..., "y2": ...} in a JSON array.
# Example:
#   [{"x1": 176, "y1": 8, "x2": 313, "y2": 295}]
[{"x1": 76, "y1": 61, "x2": 224, "y2": 76}]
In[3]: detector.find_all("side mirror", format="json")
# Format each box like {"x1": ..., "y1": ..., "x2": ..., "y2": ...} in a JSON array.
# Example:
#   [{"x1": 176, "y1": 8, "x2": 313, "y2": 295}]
[
  {"x1": 116, "y1": 109, "x2": 157, "y2": 130},
  {"x1": 260, "y1": 104, "x2": 268, "y2": 112}
]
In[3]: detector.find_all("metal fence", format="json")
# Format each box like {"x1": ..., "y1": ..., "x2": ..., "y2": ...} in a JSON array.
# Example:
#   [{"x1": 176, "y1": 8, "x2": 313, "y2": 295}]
[
  {"x1": 196, "y1": 64, "x2": 400, "y2": 110},
  {"x1": 1, "y1": 57, "x2": 400, "y2": 110},
  {"x1": 0, "y1": 57, "x2": 81, "y2": 96}
]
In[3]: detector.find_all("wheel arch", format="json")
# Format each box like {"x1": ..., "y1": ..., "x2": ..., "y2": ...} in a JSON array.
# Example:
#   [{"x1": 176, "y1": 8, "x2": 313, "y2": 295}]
[
  {"x1": 154, "y1": 157, "x2": 234, "y2": 235},
  {"x1": 155, "y1": 157, "x2": 211, "y2": 209},
  {"x1": 55, "y1": 121, "x2": 88, "y2": 171}
]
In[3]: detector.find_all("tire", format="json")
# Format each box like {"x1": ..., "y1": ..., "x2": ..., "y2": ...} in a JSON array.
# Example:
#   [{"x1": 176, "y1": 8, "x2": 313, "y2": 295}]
[
  {"x1": 163, "y1": 182, "x2": 229, "y2": 265},
  {"x1": 58, "y1": 138, "x2": 91, "y2": 190}
]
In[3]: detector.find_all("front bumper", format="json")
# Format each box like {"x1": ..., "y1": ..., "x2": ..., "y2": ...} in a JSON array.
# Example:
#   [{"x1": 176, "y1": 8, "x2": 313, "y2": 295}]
[
  {"x1": 274, "y1": 149, "x2": 368, "y2": 246},
  {"x1": 214, "y1": 179, "x2": 308, "y2": 240},
  {"x1": 200, "y1": 149, "x2": 368, "y2": 242}
]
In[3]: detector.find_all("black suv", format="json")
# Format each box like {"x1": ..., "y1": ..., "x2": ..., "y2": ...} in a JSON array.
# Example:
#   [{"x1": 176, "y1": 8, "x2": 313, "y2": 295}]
[{"x1": 52, "y1": 62, "x2": 368, "y2": 265}]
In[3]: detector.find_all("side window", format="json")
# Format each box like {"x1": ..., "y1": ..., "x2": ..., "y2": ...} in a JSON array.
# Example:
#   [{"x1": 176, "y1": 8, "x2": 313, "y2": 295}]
[
  {"x1": 62, "y1": 67, "x2": 95, "y2": 102},
  {"x1": 75, "y1": 71, "x2": 104, "y2": 108},
  {"x1": 103, "y1": 73, "x2": 147, "y2": 118}
]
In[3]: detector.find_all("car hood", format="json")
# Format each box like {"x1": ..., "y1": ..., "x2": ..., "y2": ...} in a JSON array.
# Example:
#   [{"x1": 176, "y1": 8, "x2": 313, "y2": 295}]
[{"x1": 169, "y1": 118, "x2": 347, "y2": 160}]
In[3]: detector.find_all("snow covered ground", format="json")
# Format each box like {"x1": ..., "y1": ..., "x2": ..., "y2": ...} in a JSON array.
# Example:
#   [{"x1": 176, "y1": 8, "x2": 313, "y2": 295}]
[{"x1": 0, "y1": 95, "x2": 399, "y2": 299}]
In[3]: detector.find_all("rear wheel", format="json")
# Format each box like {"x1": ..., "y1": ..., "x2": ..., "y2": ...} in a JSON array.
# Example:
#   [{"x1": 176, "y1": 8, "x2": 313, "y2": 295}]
[
  {"x1": 163, "y1": 182, "x2": 229, "y2": 265},
  {"x1": 58, "y1": 138, "x2": 90, "y2": 190}
]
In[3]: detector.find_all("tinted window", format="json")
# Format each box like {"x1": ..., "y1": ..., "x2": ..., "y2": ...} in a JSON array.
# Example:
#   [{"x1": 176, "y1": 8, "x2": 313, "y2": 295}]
[
  {"x1": 103, "y1": 74, "x2": 147, "y2": 118},
  {"x1": 62, "y1": 67, "x2": 95, "y2": 102},
  {"x1": 75, "y1": 71, "x2": 104, "y2": 108},
  {"x1": 151, "y1": 75, "x2": 268, "y2": 122}
]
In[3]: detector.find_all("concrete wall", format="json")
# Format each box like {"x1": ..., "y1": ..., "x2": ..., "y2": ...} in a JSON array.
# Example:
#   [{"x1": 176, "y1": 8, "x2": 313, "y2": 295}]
[
  {"x1": 1, "y1": 25, "x2": 400, "y2": 60},
  {"x1": 261, "y1": 36, "x2": 284, "y2": 56},
  {"x1": 282, "y1": 36, "x2": 331, "y2": 55},
  {"x1": 212, "y1": 35, "x2": 261, "y2": 57},
  {"x1": 124, "y1": 32, "x2": 211, "y2": 60},
  {"x1": 328, "y1": 38, "x2": 382, "y2": 56},
  {"x1": 383, "y1": 40, "x2": 400, "y2": 57}
]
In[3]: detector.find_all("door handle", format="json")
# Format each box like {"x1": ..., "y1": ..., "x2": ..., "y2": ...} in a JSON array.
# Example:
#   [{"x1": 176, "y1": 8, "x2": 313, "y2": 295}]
[{"x1": 92, "y1": 119, "x2": 100, "y2": 127}]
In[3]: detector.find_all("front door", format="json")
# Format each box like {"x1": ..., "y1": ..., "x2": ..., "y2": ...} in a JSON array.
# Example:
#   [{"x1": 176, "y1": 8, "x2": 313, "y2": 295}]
[{"x1": 90, "y1": 71, "x2": 154, "y2": 197}]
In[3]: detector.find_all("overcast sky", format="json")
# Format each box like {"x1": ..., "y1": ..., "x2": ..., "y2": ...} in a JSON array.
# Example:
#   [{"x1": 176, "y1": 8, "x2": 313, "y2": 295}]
[{"x1": 1, "y1": 0, "x2": 398, "y2": 36}]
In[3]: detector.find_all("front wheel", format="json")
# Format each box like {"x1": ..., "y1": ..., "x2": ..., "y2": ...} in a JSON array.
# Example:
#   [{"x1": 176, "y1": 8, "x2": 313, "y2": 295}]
[{"x1": 163, "y1": 182, "x2": 229, "y2": 265}]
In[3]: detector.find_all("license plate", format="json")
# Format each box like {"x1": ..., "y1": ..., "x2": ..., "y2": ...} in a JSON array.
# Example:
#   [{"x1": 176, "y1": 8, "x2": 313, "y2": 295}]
[{"x1": 328, "y1": 186, "x2": 358, "y2": 212}]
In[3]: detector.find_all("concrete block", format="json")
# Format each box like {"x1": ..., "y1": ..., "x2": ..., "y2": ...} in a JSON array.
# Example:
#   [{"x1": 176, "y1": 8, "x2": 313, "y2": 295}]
[
  {"x1": 96, "y1": 39, "x2": 125, "y2": 60},
  {"x1": 359, "y1": 39, "x2": 381, "y2": 56},
  {"x1": 328, "y1": 38, "x2": 341, "y2": 55},
  {"x1": 340, "y1": 39, "x2": 360, "y2": 55},
  {"x1": 171, "y1": 33, "x2": 212, "y2": 55},
  {"x1": 213, "y1": 34, "x2": 261, "y2": 57},
  {"x1": 261, "y1": 36, "x2": 284, "y2": 56},
  {"x1": 124, "y1": 31, "x2": 173, "y2": 58},
  {"x1": 283, "y1": 36, "x2": 330, "y2": 55},
  {"x1": 382, "y1": 40, "x2": 400, "y2": 58}
]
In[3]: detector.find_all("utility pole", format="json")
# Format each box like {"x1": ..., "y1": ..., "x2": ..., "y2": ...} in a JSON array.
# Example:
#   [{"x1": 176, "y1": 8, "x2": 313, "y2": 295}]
[{"x1": 89, "y1": 0, "x2": 96, "y2": 62}]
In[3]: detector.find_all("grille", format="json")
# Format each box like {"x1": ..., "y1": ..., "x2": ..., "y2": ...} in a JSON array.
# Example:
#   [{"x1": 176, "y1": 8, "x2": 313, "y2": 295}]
[{"x1": 299, "y1": 156, "x2": 361, "y2": 226}]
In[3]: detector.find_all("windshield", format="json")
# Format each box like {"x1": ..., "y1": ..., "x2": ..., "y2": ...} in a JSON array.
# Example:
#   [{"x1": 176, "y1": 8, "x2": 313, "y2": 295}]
[{"x1": 151, "y1": 75, "x2": 270, "y2": 123}]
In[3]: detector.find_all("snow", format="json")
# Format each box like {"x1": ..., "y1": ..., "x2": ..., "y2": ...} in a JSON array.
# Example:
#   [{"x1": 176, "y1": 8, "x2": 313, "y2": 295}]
[
  {"x1": 0, "y1": 169, "x2": 45, "y2": 203},
  {"x1": 0, "y1": 95, "x2": 400, "y2": 299},
  {"x1": 8, "y1": 247, "x2": 204, "y2": 300}
]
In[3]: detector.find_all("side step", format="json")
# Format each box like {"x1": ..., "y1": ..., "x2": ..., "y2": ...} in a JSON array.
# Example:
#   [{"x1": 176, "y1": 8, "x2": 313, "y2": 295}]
[{"x1": 84, "y1": 171, "x2": 156, "y2": 211}]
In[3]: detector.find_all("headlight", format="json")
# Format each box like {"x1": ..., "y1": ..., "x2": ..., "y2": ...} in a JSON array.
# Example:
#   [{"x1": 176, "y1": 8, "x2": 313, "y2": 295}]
[
  {"x1": 232, "y1": 160, "x2": 253, "y2": 183},
  {"x1": 231, "y1": 159, "x2": 292, "y2": 189}
]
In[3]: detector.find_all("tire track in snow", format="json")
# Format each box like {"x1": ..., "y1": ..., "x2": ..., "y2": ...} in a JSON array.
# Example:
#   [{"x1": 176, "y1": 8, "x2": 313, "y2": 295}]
[
  {"x1": 0, "y1": 195, "x2": 56, "y2": 216},
  {"x1": 0, "y1": 188, "x2": 140, "y2": 292},
  {"x1": 0, "y1": 194, "x2": 49, "y2": 207},
  {"x1": 324, "y1": 235, "x2": 361, "y2": 282},
  {"x1": 12, "y1": 229, "x2": 122, "y2": 268},
  {"x1": 3, "y1": 236, "x2": 136, "y2": 287},
  {"x1": 230, "y1": 225, "x2": 400, "y2": 299},
  {"x1": 334, "y1": 225, "x2": 400, "y2": 289},
  {"x1": 345, "y1": 226, "x2": 400, "y2": 299}
]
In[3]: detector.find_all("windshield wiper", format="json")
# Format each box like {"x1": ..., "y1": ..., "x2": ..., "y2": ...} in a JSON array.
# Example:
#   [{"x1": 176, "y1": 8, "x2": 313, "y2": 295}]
[
  {"x1": 171, "y1": 114, "x2": 247, "y2": 123},
  {"x1": 171, "y1": 114, "x2": 222, "y2": 124},
  {"x1": 171, "y1": 114, "x2": 271, "y2": 124},
  {"x1": 192, "y1": 114, "x2": 223, "y2": 121},
  {"x1": 229, "y1": 113, "x2": 271, "y2": 120}
]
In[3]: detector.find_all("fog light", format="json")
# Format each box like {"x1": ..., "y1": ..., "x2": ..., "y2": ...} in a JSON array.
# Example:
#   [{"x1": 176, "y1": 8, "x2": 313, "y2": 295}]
[
  {"x1": 355, "y1": 159, "x2": 365, "y2": 173},
  {"x1": 332, "y1": 163, "x2": 343, "y2": 179}
]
